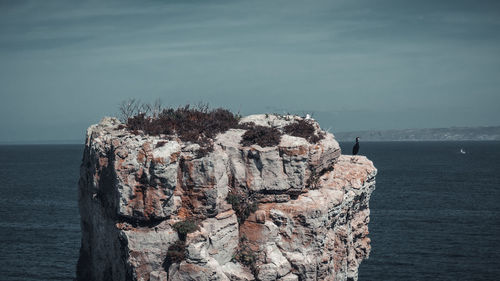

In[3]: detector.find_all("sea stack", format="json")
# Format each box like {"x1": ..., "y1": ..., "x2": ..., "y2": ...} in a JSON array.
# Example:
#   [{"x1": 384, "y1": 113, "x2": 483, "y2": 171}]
[{"x1": 77, "y1": 114, "x2": 377, "y2": 281}]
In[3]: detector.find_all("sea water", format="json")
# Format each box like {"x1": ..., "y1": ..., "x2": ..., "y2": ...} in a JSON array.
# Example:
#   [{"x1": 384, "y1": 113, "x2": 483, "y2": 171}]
[
  {"x1": 345, "y1": 141, "x2": 500, "y2": 281},
  {"x1": 0, "y1": 142, "x2": 499, "y2": 280}
]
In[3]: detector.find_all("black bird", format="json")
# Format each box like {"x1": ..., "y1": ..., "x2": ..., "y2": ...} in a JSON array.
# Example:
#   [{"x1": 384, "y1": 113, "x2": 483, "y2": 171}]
[{"x1": 352, "y1": 137, "x2": 360, "y2": 155}]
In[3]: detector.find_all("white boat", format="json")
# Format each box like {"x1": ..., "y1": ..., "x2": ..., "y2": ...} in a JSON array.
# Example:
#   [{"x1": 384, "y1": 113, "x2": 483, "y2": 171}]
[{"x1": 460, "y1": 148, "x2": 466, "y2": 154}]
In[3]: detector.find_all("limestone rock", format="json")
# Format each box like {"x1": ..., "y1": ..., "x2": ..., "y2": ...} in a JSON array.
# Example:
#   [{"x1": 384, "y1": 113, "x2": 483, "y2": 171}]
[
  {"x1": 77, "y1": 114, "x2": 376, "y2": 281},
  {"x1": 222, "y1": 262, "x2": 255, "y2": 281}
]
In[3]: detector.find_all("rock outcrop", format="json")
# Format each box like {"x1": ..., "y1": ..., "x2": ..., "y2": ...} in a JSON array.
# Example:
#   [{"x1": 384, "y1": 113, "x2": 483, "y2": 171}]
[{"x1": 77, "y1": 114, "x2": 376, "y2": 281}]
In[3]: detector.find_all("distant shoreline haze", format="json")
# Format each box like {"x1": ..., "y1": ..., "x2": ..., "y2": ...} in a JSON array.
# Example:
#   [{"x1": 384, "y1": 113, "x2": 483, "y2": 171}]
[
  {"x1": 1, "y1": 125, "x2": 499, "y2": 145},
  {"x1": 334, "y1": 126, "x2": 500, "y2": 142}
]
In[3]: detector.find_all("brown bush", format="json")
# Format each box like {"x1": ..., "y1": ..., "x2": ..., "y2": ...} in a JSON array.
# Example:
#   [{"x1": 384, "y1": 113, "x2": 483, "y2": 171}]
[
  {"x1": 226, "y1": 189, "x2": 258, "y2": 224},
  {"x1": 126, "y1": 104, "x2": 240, "y2": 156},
  {"x1": 240, "y1": 125, "x2": 282, "y2": 147},
  {"x1": 283, "y1": 119, "x2": 324, "y2": 143},
  {"x1": 123, "y1": 102, "x2": 325, "y2": 154}
]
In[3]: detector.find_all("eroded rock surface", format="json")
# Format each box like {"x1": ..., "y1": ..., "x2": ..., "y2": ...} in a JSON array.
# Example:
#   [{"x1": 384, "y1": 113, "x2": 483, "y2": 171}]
[{"x1": 77, "y1": 114, "x2": 376, "y2": 281}]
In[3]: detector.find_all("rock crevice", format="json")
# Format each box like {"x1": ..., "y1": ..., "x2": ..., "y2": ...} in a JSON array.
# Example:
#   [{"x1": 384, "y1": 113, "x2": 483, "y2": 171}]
[{"x1": 77, "y1": 114, "x2": 376, "y2": 281}]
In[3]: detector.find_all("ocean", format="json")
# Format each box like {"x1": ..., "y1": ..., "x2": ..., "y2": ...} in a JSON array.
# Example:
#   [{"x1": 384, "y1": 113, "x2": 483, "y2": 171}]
[{"x1": 0, "y1": 142, "x2": 499, "y2": 280}]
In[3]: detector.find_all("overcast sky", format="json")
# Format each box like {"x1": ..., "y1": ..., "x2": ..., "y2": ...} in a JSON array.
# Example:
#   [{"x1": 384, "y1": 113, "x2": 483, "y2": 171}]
[{"x1": 1, "y1": 0, "x2": 499, "y2": 143}]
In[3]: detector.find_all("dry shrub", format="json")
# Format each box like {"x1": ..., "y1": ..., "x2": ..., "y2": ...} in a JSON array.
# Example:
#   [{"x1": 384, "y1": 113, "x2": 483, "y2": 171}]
[
  {"x1": 123, "y1": 102, "x2": 325, "y2": 154},
  {"x1": 240, "y1": 125, "x2": 282, "y2": 147},
  {"x1": 283, "y1": 119, "x2": 324, "y2": 143},
  {"x1": 126, "y1": 104, "x2": 239, "y2": 156},
  {"x1": 172, "y1": 219, "x2": 198, "y2": 240},
  {"x1": 162, "y1": 219, "x2": 199, "y2": 271},
  {"x1": 226, "y1": 189, "x2": 258, "y2": 224}
]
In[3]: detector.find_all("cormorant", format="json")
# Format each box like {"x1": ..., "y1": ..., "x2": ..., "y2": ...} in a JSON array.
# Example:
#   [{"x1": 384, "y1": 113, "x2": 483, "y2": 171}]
[{"x1": 352, "y1": 137, "x2": 360, "y2": 155}]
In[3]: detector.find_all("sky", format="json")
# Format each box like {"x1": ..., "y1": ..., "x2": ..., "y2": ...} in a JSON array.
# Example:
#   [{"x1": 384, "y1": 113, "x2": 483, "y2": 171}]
[{"x1": 1, "y1": 0, "x2": 499, "y2": 143}]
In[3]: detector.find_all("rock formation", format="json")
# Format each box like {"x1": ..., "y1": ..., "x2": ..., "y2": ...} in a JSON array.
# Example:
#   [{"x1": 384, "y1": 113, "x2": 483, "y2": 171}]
[{"x1": 77, "y1": 114, "x2": 376, "y2": 281}]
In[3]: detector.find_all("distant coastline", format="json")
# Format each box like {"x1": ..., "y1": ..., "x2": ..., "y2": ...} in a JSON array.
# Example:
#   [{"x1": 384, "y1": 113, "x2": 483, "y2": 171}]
[{"x1": 335, "y1": 126, "x2": 500, "y2": 142}]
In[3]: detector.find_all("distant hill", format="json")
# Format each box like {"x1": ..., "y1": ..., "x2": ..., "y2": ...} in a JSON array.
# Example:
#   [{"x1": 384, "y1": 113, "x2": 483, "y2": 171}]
[{"x1": 334, "y1": 126, "x2": 500, "y2": 142}]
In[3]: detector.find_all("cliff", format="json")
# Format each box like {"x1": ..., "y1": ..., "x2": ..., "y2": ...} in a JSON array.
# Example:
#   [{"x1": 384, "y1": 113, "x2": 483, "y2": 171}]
[{"x1": 77, "y1": 114, "x2": 376, "y2": 281}]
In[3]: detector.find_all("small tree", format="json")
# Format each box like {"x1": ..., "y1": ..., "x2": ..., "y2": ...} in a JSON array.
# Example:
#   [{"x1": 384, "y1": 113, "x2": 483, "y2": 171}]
[{"x1": 118, "y1": 98, "x2": 141, "y2": 122}]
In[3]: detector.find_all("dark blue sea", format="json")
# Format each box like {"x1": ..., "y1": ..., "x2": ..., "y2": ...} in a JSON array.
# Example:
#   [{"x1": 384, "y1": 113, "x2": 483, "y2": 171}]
[{"x1": 0, "y1": 142, "x2": 499, "y2": 280}]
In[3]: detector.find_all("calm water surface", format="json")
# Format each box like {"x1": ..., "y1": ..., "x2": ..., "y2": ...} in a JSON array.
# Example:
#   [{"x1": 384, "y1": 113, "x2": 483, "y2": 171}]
[
  {"x1": 340, "y1": 141, "x2": 500, "y2": 281},
  {"x1": 0, "y1": 142, "x2": 499, "y2": 280},
  {"x1": 0, "y1": 145, "x2": 82, "y2": 281}
]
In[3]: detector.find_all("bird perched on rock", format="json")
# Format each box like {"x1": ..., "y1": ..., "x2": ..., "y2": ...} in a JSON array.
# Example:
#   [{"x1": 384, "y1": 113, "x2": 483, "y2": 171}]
[{"x1": 352, "y1": 137, "x2": 360, "y2": 155}]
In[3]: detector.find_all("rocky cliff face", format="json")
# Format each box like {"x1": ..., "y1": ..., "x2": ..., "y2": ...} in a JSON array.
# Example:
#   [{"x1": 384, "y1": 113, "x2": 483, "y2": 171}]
[{"x1": 77, "y1": 114, "x2": 376, "y2": 281}]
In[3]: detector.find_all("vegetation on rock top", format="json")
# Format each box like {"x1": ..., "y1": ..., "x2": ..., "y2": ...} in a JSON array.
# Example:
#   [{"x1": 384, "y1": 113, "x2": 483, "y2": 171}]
[
  {"x1": 119, "y1": 100, "x2": 325, "y2": 153},
  {"x1": 240, "y1": 125, "x2": 282, "y2": 147},
  {"x1": 283, "y1": 119, "x2": 325, "y2": 143},
  {"x1": 122, "y1": 102, "x2": 239, "y2": 155}
]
